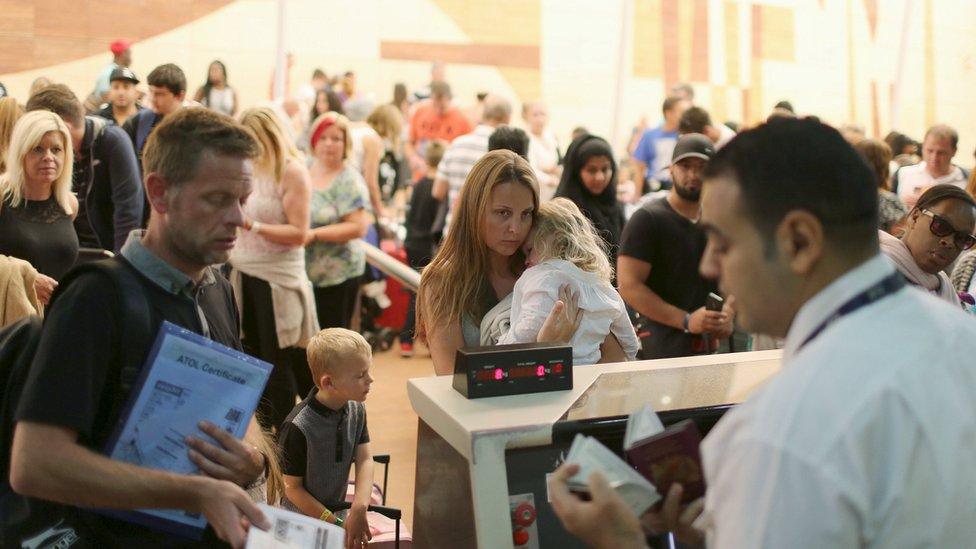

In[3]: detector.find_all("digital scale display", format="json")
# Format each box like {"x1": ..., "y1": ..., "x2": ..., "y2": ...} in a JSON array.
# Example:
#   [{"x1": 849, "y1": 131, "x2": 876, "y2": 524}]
[
  {"x1": 472, "y1": 363, "x2": 565, "y2": 383},
  {"x1": 453, "y1": 343, "x2": 573, "y2": 399}
]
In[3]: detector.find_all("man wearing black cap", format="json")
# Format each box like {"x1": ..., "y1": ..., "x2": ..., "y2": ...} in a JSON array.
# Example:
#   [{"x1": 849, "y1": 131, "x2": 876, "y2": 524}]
[
  {"x1": 617, "y1": 133, "x2": 734, "y2": 359},
  {"x1": 97, "y1": 67, "x2": 145, "y2": 126}
]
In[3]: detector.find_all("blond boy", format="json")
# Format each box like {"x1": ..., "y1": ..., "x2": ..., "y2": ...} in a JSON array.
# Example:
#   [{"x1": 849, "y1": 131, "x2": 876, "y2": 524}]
[{"x1": 279, "y1": 328, "x2": 375, "y2": 547}]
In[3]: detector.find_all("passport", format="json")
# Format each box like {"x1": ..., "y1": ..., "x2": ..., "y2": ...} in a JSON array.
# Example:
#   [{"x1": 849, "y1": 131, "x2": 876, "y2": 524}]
[{"x1": 624, "y1": 418, "x2": 705, "y2": 504}]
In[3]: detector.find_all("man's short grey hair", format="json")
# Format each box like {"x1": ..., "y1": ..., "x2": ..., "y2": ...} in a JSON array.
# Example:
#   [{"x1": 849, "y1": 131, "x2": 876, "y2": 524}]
[
  {"x1": 925, "y1": 124, "x2": 959, "y2": 149},
  {"x1": 482, "y1": 95, "x2": 512, "y2": 123},
  {"x1": 344, "y1": 98, "x2": 375, "y2": 122}
]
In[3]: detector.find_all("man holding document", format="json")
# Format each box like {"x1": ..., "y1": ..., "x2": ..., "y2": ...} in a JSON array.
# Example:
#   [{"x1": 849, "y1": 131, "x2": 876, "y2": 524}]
[
  {"x1": 549, "y1": 119, "x2": 976, "y2": 547},
  {"x1": 9, "y1": 108, "x2": 272, "y2": 547}
]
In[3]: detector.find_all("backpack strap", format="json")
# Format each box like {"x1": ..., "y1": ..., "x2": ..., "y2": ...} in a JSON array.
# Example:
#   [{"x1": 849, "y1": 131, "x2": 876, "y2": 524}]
[
  {"x1": 55, "y1": 258, "x2": 154, "y2": 394},
  {"x1": 891, "y1": 165, "x2": 902, "y2": 195},
  {"x1": 0, "y1": 316, "x2": 44, "y2": 482},
  {"x1": 87, "y1": 115, "x2": 108, "y2": 142},
  {"x1": 134, "y1": 110, "x2": 156, "y2": 154}
]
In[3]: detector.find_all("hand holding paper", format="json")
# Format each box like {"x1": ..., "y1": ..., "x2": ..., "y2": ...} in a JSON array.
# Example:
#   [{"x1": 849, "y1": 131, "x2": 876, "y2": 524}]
[
  {"x1": 186, "y1": 420, "x2": 265, "y2": 487},
  {"x1": 564, "y1": 433, "x2": 661, "y2": 516},
  {"x1": 557, "y1": 403, "x2": 706, "y2": 535},
  {"x1": 246, "y1": 504, "x2": 345, "y2": 549},
  {"x1": 547, "y1": 463, "x2": 650, "y2": 549}
]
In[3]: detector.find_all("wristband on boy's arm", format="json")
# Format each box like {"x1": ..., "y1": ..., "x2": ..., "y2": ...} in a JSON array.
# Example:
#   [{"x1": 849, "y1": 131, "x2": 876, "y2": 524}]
[{"x1": 320, "y1": 508, "x2": 343, "y2": 526}]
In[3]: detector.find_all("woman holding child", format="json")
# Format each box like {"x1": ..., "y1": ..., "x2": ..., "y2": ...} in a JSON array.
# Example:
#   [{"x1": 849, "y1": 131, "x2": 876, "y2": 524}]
[{"x1": 417, "y1": 150, "x2": 627, "y2": 375}]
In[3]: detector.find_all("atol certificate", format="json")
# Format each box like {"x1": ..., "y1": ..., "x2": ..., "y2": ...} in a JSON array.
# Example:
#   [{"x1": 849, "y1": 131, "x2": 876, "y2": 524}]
[{"x1": 101, "y1": 321, "x2": 273, "y2": 539}]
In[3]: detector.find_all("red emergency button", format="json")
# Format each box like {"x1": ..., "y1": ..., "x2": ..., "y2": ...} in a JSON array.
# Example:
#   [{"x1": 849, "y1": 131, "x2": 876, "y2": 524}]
[
  {"x1": 513, "y1": 527, "x2": 529, "y2": 546},
  {"x1": 513, "y1": 502, "x2": 537, "y2": 526}
]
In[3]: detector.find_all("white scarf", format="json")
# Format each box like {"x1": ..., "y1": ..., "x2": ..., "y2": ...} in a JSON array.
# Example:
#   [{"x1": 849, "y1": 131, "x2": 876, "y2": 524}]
[{"x1": 878, "y1": 230, "x2": 960, "y2": 306}]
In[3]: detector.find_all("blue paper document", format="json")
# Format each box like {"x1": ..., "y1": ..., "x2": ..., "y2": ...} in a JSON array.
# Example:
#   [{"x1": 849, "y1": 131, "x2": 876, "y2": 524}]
[{"x1": 102, "y1": 321, "x2": 273, "y2": 538}]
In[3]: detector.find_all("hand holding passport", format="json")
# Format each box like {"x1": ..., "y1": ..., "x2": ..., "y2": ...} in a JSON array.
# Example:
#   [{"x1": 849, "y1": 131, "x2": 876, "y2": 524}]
[{"x1": 563, "y1": 404, "x2": 705, "y2": 516}]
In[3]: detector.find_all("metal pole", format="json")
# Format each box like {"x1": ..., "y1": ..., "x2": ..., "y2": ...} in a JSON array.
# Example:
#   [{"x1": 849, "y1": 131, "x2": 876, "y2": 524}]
[
  {"x1": 889, "y1": 0, "x2": 913, "y2": 131},
  {"x1": 272, "y1": 0, "x2": 288, "y2": 100},
  {"x1": 611, "y1": 0, "x2": 633, "y2": 152}
]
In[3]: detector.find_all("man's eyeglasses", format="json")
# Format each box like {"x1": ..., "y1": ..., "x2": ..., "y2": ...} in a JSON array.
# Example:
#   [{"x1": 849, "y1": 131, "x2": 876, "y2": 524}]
[{"x1": 919, "y1": 209, "x2": 976, "y2": 250}]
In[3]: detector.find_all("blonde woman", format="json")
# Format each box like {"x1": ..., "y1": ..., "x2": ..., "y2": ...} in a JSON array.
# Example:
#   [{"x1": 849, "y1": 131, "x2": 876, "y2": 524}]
[
  {"x1": 0, "y1": 97, "x2": 24, "y2": 173},
  {"x1": 496, "y1": 198, "x2": 639, "y2": 365},
  {"x1": 305, "y1": 112, "x2": 371, "y2": 330},
  {"x1": 417, "y1": 150, "x2": 588, "y2": 375},
  {"x1": 230, "y1": 107, "x2": 319, "y2": 430},
  {"x1": 0, "y1": 110, "x2": 78, "y2": 304},
  {"x1": 367, "y1": 104, "x2": 404, "y2": 200}
]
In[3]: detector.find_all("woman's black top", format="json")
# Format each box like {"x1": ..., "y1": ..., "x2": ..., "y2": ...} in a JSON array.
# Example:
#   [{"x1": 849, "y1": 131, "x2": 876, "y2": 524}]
[{"x1": 0, "y1": 195, "x2": 79, "y2": 279}]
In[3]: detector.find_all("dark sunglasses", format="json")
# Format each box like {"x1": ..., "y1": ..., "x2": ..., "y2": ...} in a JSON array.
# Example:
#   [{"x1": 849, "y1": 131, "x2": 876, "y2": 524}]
[{"x1": 920, "y1": 209, "x2": 976, "y2": 250}]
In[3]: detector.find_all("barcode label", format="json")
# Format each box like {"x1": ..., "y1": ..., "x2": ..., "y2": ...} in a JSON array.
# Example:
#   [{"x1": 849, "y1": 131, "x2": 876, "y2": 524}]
[
  {"x1": 225, "y1": 408, "x2": 243, "y2": 422},
  {"x1": 275, "y1": 518, "x2": 288, "y2": 540}
]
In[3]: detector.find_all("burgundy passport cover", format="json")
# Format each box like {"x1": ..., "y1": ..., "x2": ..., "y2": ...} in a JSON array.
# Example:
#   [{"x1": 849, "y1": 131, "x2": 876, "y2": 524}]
[{"x1": 624, "y1": 419, "x2": 705, "y2": 503}]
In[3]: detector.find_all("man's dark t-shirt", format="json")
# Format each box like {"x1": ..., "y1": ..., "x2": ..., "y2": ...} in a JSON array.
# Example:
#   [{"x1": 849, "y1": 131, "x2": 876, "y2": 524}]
[
  {"x1": 15, "y1": 255, "x2": 240, "y2": 546},
  {"x1": 618, "y1": 196, "x2": 717, "y2": 359}
]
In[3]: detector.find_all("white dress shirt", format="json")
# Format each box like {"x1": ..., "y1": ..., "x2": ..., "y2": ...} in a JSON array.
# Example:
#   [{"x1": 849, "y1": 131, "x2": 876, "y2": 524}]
[
  {"x1": 528, "y1": 129, "x2": 560, "y2": 201},
  {"x1": 895, "y1": 161, "x2": 967, "y2": 203},
  {"x1": 701, "y1": 254, "x2": 976, "y2": 548},
  {"x1": 496, "y1": 259, "x2": 639, "y2": 365}
]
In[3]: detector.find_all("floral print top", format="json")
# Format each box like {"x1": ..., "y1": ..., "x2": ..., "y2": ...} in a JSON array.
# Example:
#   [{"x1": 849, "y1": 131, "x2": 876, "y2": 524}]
[
  {"x1": 878, "y1": 189, "x2": 908, "y2": 233},
  {"x1": 306, "y1": 166, "x2": 370, "y2": 287}
]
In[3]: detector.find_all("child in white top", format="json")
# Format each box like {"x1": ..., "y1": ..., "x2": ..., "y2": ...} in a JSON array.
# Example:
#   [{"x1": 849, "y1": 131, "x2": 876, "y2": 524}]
[{"x1": 497, "y1": 198, "x2": 639, "y2": 364}]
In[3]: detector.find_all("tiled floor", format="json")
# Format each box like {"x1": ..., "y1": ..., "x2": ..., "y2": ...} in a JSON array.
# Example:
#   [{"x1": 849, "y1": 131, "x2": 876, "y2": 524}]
[{"x1": 361, "y1": 342, "x2": 433, "y2": 530}]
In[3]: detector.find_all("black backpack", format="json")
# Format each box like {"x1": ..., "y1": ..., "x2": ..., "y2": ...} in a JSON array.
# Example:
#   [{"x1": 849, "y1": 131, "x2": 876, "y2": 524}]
[
  {"x1": 0, "y1": 259, "x2": 152, "y2": 548},
  {"x1": 0, "y1": 316, "x2": 43, "y2": 482}
]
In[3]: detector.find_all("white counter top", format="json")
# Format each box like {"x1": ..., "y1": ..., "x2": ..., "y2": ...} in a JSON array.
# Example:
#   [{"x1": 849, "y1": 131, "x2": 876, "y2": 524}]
[{"x1": 407, "y1": 349, "x2": 783, "y2": 462}]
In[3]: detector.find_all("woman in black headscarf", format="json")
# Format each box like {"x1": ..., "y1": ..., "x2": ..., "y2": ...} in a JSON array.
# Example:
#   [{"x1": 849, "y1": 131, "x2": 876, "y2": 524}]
[{"x1": 555, "y1": 134, "x2": 625, "y2": 277}]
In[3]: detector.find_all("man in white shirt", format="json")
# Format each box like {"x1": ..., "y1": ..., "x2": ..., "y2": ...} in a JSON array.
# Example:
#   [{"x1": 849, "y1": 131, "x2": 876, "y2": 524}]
[
  {"x1": 548, "y1": 117, "x2": 976, "y2": 548},
  {"x1": 893, "y1": 124, "x2": 969, "y2": 209},
  {"x1": 432, "y1": 95, "x2": 512, "y2": 208}
]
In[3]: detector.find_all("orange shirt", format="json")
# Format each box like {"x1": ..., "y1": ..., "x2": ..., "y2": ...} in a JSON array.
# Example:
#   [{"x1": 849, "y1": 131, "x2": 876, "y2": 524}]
[{"x1": 409, "y1": 105, "x2": 473, "y2": 177}]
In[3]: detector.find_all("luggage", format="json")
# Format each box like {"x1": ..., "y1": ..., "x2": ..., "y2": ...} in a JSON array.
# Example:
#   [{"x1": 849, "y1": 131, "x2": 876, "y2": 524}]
[{"x1": 339, "y1": 454, "x2": 412, "y2": 548}]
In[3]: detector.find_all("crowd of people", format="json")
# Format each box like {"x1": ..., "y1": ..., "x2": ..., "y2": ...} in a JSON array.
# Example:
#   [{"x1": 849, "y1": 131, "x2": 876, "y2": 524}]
[{"x1": 1, "y1": 37, "x2": 975, "y2": 549}]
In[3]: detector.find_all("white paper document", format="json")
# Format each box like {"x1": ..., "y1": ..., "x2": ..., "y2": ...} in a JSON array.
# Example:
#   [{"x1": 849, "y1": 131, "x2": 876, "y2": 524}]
[
  {"x1": 102, "y1": 322, "x2": 273, "y2": 537},
  {"x1": 246, "y1": 505, "x2": 345, "y2": 549},
  {"x1": 563, "y1": 404, "x2": 670, "y2": 516},
  {"x1": 565, "y1": 433, "x2": 661, "y2": 515},
  {"x1": 624, "y1": 403, "x2": 665, "y2": 450}
]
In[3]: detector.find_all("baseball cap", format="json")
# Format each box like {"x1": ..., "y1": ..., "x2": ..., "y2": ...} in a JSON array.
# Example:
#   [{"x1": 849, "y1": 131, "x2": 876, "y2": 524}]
[
  {"x1": 671, "y1": 133, "x2": 715, "y2": 165},
  {"x1": 110, "y1": 67, "x2": 140, "y2": 84},
  {"x1": 109, "y1": 40, "x2": 131, "y2": 55}
]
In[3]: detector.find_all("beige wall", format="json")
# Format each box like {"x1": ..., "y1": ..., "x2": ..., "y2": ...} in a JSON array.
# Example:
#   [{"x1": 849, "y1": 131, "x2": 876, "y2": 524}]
[{"x1": 3, "y1": 0, "x2": 974, "y2": 164}]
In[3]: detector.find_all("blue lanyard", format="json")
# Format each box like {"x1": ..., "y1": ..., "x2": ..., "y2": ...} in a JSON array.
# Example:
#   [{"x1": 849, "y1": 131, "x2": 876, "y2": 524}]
[{"x1": 797, "y1": 272, "x2": 906, "y2": 352}]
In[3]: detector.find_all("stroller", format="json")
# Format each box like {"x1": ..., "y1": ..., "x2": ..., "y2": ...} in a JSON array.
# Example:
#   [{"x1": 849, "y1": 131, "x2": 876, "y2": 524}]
[{"x1": 359, "y1": 220, "x2": 412, "y2": 353}]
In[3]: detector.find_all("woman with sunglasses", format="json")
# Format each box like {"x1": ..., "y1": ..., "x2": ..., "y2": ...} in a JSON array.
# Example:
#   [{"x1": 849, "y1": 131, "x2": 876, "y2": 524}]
[{"x1": 880, "y1": 184, "x2": 976, "y2": 306}]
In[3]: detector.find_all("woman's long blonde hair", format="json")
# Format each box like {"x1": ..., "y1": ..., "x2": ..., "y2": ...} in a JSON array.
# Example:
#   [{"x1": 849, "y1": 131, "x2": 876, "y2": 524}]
[
  {"x1": 0, "y1": 97, "x2": 24, "y2": 174},
  {"x1": 531, "y1": 198, "x2": 612, "y2": 282},
  {"x1": 0, "y1": 110, "x2": 74, "y2": 215},
  {"x1": 416, "y1": 150, "x2": 539, "y2": 341},
  {"x1": 240, "y1": 107, "x2": 303, "y2": 182},
  {"x1": 366, "y1": 104, "x2": 403, "y2": 154}
]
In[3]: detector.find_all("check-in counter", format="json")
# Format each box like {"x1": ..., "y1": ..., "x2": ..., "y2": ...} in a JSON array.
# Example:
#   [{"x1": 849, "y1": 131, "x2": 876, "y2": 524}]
[{"x1": 407, "y1": 350, "x2": 783, "y2": 549}]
